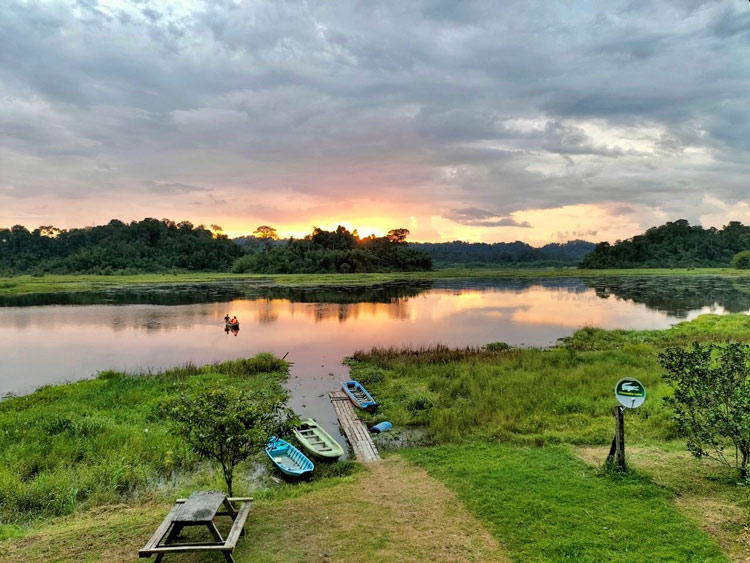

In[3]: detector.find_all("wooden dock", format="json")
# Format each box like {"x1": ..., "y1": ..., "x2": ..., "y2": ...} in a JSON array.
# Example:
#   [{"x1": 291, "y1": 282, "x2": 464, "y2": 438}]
[{"x1": 329, "y1": 391, "x2": 380, "y2": 462}]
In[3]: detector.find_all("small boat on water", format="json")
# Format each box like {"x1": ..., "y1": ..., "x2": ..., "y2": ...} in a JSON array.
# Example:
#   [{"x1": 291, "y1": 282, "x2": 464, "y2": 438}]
[
  {"x1": 225, "y1": 322, "x2": 240, "y2": 330},
  {"x1": 265, "y1": 436, "x2": 314, "y2": 477},
  {"x1": 342, "y1": 380, "x2": 378, "y2": 411},
  {"x1": 293, "y1": 418, "x2": 345, "y2": 460}
]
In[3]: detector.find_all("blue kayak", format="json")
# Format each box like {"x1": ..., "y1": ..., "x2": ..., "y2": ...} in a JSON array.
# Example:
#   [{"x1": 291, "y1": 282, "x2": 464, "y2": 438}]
[
  {"x1": 370, "y1": 421, "x2": 392, "y2": 433},
  {"x1": 342, "y1": 380, "x2": 378, "y2": 411},
  {"x1": 266, "y1": 436, "x2": 314, "y2": 477}
]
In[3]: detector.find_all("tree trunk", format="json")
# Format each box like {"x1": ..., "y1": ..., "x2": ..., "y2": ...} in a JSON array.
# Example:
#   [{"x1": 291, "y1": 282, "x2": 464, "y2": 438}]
[
  {"x1": 222, "y1": 463, "x2": 234, "y2": 496},
  {"x1": 741, "y1": 449, "x2": 748, "y2": 481}
]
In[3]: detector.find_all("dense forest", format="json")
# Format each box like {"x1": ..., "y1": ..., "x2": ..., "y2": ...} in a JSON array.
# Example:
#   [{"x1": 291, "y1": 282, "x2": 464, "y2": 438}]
[
  {"x1": 0, "y1": 219, "x2": 241, "y2": 274},
  {"x1": 411, "y1": 240, "x2": 595, "y2": 267},
  {"x1": 580, "y1": 220, "x2": 750, "y2": 269},
  {"x1": 13, "y1": 217, "x2": 747, "y2": 274},
  {"x1": 232, "y1": 226, "x2": 432, "y2": 273}
]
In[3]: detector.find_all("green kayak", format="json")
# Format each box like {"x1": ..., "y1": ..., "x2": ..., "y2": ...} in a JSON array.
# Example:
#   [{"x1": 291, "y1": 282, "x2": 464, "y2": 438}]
[{"x1": 293, "y1": 418, "x2": 345, "y2": 460}]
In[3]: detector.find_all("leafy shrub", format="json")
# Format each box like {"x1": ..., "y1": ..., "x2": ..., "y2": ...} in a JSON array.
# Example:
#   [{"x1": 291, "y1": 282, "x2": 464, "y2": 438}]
[
  {"x1": 660, "y1": 342, "x2": 750, "y2": 480},
  {"x1": 733, "y1": 250, "x2": 750, "y2": 269}
]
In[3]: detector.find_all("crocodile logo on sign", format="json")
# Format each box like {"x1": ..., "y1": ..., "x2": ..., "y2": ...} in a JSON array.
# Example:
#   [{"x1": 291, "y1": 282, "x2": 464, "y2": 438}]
[
  {"x1": 618, "y1": 382, "x2": 644, "y2": 396},
  {"x1": 615, "y1": 378, "x2": 646, "y2": 408}
]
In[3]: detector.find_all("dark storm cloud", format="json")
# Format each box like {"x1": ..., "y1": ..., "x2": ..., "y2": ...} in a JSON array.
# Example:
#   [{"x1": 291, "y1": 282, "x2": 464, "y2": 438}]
[
  {"x1": 1, "y1": 0, "x2": 748, "y2": 230},
  {"x1": 445, "y1": 208, "x2": 532, "y2": 228}
]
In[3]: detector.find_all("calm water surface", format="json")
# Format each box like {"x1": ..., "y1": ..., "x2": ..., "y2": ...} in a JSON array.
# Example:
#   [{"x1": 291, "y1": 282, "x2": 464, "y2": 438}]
[{"x1": 1, "y1": 276, "x2": 749, "y2": 442}]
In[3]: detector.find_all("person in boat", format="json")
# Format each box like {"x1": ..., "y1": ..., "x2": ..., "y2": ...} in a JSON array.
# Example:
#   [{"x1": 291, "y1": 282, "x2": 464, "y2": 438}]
[
  {"x1": 230, "y1": 316, "x2": 238, "y2": 325},
  {"x1": 224, "y1": 313, "x2": 230, "y2": 324}
]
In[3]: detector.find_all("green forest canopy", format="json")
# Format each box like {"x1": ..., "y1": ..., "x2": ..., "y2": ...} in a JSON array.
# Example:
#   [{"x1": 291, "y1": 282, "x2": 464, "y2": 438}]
[
  {"x1": 10, "y1": 216, "x2": 748, "y2": 274},
  {"x1": 0, "y1": 219, "x2": 242, "y2": 274},
  {"x1": 579, "y1": 219, "x2": 750, "y2": 269},
  {"x1": 232, "y1": 226, "x2": 432, "y2": 274}
]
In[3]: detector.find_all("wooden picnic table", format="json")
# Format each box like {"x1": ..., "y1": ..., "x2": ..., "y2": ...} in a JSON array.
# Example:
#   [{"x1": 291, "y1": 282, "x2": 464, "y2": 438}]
[{"x1": 139, "y1": 491, "x2": 252, "y2": 562}]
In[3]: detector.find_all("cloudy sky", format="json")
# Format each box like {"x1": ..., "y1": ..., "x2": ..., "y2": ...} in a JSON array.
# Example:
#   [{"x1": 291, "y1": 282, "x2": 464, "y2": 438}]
[{"x1": 1, "y1": 0, "x2": 748, "y2": 243}]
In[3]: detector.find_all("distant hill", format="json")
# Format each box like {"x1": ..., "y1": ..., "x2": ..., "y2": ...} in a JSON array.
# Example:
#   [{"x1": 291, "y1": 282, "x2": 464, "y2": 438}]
[
  {"x1": 579, "y1": 220, "x2": 750, "y2": 269},
  {"x1": 409, "y1": 240, "x2": 595, "y2": 268}
]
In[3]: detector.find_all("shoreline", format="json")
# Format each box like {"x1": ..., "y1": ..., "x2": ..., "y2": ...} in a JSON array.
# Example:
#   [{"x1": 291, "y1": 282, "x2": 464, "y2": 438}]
[{"x1": 1, "y1": 267, "x2": 747, "y2": 297}]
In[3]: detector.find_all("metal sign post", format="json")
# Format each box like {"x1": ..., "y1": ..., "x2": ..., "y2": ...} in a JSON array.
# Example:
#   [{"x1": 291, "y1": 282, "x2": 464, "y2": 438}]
[{"x1": 607, "y1": 378, "x2": 646, "y2": 470}]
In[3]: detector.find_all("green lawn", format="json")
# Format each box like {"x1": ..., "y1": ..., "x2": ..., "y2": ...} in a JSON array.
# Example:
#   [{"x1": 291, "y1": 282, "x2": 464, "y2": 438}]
[
  {"x1": 1, "y1": 267, "x2": 748, "y2": 296},
  {"x1": 404, "y1": 444, "x2": 726, "y2": 562}
]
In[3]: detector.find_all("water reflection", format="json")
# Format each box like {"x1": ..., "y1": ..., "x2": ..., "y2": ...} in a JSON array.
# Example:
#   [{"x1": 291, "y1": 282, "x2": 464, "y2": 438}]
[
  {"x1": 582, "y1": 276, "x2": 750, "y2": 316},
  {"x1": 1, "y1": 276, "x2": 749, "y2": 444},
  {"x1": 0, "y1": 280, "x2": 433, "y2": 308}
]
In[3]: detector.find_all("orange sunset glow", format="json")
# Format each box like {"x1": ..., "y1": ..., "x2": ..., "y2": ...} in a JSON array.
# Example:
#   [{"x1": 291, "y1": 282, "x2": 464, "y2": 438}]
[{"x1": 2, "y1": 2, "x2": 748, "y2": 244}]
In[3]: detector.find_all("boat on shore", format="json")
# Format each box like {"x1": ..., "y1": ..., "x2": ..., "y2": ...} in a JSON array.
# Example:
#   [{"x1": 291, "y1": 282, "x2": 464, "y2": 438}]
[
  {"x1": 265, "y1": 436, "x2": 314, "y2": 477},
  {"x1": 293, "y1": 418, "x2": 345, "y2": 460},
  {"x1": 342, "y1": 380, "x2": 378, "y2": 411}
]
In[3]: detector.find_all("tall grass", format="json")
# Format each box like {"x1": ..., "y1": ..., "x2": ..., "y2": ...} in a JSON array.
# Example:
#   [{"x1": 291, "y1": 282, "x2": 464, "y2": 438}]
[
  {"x1": 0, "y1": 354, "x2": 287, "y2": 524},
  {"x1": 351, "y1": 314, "x2": 750, "y2": 446}
]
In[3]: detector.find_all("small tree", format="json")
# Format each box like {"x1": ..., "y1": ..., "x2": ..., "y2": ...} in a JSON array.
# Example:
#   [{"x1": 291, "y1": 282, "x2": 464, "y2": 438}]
[
  {"x1": 660, "y1": 342, "x2": 750, "y2": 480},
  {"x1": 168, "y1": 387, "x2": 296, "y2": 495},
  {"x1": 732, "y1": 250, "x2": 750, "y2": 269}
]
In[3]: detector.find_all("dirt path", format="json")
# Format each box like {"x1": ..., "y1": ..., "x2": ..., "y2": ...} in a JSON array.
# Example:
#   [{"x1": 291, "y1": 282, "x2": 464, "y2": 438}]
[
  {"x1": 240, "y1": 456, "x2": 507, "y2": 562},
  {"x1": 2, "y1": 456, "x2": 507, "y2": 562}
]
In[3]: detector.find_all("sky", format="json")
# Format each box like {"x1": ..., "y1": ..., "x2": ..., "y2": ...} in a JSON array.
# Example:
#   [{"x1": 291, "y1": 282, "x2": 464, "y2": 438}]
[{"x1": 1, "y1": 0, "x2": 748, "y2": 244}]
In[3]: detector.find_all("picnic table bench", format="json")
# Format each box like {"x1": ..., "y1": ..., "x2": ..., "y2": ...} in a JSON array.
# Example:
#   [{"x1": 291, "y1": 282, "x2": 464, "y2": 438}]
[{"x1": 139, "y1": 491, "x2": 252, "y2": 562}]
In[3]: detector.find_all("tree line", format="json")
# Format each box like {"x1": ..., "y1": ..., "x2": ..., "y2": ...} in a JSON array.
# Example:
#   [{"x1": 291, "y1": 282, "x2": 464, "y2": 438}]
[
  {"x1": 0, "y1": 218, "x2": 242, "y2": 274},
  {"x1": 411, "y1": 240, "x2": 595, "y2": 268},
  {"x1": 579, "y1": 220, "x2": 750, "y2": 269},
  {"x1": 232, "y1": 225, "x2": 432, "y2": 273}
]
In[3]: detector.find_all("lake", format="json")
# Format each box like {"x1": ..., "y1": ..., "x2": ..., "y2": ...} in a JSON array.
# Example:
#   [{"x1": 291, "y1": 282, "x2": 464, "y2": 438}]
[{"x1": 2, "y1": 276, "x2": 749, "y2": 443}]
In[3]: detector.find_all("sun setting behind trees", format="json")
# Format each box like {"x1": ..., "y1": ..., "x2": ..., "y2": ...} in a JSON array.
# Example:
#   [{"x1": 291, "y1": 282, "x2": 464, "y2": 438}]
[{"x1": 3, "y1": 1, "x2": 750, "y2": 561}]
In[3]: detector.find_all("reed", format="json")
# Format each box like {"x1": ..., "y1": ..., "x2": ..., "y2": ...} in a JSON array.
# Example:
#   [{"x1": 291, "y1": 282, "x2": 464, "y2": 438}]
[{"x1": 350, "y1": 314, "x2": 750, "y2": 446}]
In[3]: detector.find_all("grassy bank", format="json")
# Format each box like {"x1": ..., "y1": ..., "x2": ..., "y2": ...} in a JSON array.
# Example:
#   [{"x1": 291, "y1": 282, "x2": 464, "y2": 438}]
[
  {"x1": 349, "y1": 314, "x2": 750, "y2": 446},
  {"x1": 1, "y1": 267, "x2": 747, "y2": 297},
  {"x1": 347, "y1": 314, "x2": 750, "y2": 560},
  {"x1": 0, "y1": 355, "x2": 293, "y2": 526}
]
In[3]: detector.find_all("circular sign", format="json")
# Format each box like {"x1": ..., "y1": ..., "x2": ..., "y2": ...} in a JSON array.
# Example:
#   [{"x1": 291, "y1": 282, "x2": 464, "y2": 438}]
[{"x1": 615, "y1": 377, "x2": 646, "y2": 409}]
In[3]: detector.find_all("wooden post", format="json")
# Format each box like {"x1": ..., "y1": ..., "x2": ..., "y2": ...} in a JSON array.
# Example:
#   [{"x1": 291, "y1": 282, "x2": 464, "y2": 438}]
[{"x1": 613, "y1": 405, "x2": 626, "y2": 470}]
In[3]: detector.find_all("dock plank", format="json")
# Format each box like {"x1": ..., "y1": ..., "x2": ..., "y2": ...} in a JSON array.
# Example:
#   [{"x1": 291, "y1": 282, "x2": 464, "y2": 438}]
[{"x1": 329, "y1": 391, "x2": 380, "y2": 462}]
